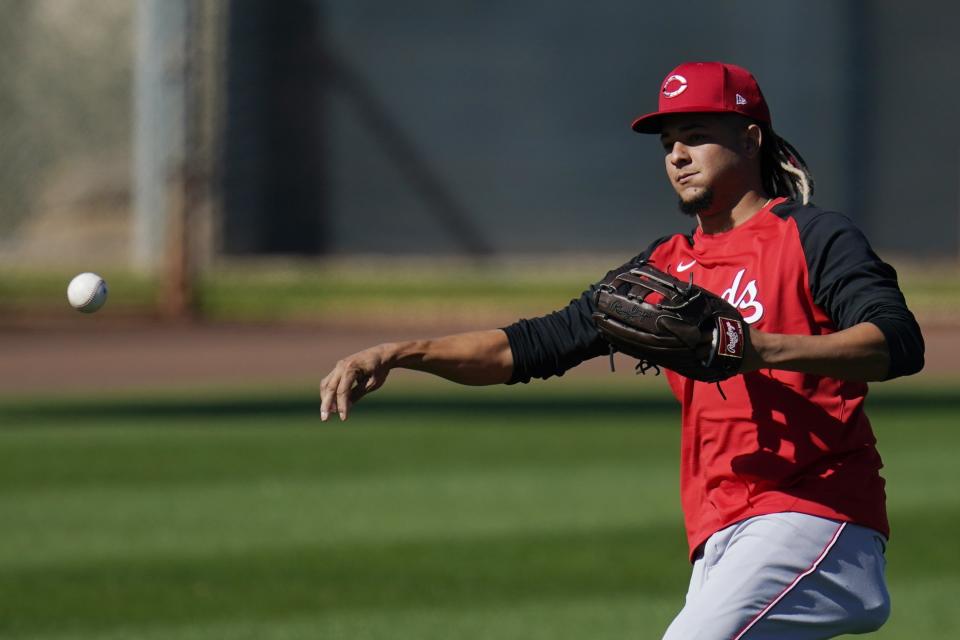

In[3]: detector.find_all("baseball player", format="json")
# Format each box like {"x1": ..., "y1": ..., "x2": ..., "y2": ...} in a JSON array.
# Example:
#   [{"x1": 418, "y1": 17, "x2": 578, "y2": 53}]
[{"x1": 319, "y1": 62, "x2": 925, "y2": 638}]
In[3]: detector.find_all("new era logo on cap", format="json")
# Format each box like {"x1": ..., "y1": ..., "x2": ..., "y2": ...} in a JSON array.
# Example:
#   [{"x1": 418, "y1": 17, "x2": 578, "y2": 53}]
[{"x1": 631, "y1": 62, "x2": 772, "y2": 133}]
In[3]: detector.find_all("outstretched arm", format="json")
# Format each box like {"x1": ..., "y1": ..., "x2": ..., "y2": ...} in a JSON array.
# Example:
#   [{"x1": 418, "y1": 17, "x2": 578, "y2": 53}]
[
  {"x1": 319, "y1": 329, "x2": 512, "y2": 421},
  {"x1": 319, "y1": 254, "x2": 657, "y2": 422}
]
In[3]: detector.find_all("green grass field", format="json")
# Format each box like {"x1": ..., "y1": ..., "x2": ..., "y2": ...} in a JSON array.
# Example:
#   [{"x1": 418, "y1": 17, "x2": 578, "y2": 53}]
[
  {"x1": 1, "y1": 379, "x2": 958, "y2": 639},
  {"x1": 3, "y1": 260, "x2": 957, "y2": 323}
]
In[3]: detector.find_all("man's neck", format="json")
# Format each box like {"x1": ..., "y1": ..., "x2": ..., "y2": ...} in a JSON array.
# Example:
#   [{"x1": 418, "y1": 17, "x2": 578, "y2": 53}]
[{"x1": 697, "y1": 190, "x2": 771, "y2": 235}]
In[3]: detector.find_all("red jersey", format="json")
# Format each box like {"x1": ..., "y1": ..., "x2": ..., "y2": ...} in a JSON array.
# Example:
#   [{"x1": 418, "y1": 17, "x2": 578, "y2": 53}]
[
  {"x1": 646, "y1": 198, "x2": 888, "y2": 555},
  {"x1": 504, "y1": 198, "x2": 924, "y2": 558}
]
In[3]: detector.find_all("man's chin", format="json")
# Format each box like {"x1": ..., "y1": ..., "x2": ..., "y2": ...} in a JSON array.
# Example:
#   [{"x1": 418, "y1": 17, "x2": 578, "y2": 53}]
[{"x1": 678, "y1": 189, "x2": 715, "y2": 217}]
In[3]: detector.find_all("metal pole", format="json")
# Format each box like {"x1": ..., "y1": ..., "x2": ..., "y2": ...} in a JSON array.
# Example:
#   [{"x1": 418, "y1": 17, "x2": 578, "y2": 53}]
[{"x1": 132, "y1": 0, "x2": 186, "y2": 272}]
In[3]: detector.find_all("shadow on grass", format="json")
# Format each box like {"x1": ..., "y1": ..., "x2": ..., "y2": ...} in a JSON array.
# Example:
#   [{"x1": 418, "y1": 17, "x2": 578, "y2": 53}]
[
  {"x1": 1, "y1": 387, "x2": 956, "y2": 424},
  {"x1": 1, "y1": 394, "x2": 679, "y2": 423}
]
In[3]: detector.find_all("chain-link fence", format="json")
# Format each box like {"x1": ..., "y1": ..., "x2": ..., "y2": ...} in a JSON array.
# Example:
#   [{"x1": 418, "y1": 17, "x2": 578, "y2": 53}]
[
  {"x1": 0, "y1": 0, "x2": 224, "y2": 279},
  {"x1": 0, "y1": 0, "x2": 135, "y2": 267}
]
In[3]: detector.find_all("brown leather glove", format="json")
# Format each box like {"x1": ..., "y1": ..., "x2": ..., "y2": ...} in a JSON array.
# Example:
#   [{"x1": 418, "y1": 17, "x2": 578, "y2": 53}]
[{"x1": 592, "y1": 262, "x2": 747, "y2": 382}]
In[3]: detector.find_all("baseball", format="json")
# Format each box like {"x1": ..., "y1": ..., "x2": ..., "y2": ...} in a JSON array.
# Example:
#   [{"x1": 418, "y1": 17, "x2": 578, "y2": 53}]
[{"x1": 67, "y1": 272, "x2": 108, "y2": 313}]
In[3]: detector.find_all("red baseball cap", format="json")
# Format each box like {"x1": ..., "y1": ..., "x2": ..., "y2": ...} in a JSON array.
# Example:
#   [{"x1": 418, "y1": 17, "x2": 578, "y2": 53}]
[{"x1": 631, "y1": 62, "x2": 771, "y2": 133}]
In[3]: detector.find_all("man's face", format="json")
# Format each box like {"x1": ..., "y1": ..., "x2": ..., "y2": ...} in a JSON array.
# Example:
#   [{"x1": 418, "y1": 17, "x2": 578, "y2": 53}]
[{"x1": 659, "y1": 113, "x2": 754, "y2": 216}]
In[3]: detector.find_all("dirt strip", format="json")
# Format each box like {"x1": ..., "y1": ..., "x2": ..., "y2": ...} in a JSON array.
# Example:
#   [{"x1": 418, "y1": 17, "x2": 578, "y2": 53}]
[{"x1": 0, "y1": 320, "x2": 954, "y2": 395}]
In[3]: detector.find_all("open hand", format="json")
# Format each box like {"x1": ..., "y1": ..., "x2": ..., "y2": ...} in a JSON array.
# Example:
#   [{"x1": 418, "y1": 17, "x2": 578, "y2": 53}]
[{"x1": 319, "y1": 344, "x2": 392, "y2": 421}]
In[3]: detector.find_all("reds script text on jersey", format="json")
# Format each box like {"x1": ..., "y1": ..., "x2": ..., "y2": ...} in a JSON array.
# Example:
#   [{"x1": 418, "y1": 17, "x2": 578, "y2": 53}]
[{"x1": 504, "y1": 197, "x2": 924, "y2": 558}]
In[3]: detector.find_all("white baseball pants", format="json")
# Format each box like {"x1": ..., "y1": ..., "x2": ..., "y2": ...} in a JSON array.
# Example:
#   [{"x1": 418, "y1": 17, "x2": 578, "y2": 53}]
[{"x1": 661, "y1": 512, "x2": 890, "y2": 639}]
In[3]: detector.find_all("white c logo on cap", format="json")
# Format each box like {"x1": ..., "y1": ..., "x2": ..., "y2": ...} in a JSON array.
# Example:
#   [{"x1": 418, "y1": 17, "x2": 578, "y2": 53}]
[{"x1": 662, "y1": 74, "x2": 688, "y2": 98}]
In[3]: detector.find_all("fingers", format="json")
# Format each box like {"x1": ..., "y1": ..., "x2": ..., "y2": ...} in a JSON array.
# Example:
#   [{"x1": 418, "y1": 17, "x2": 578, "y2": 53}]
[
  {"x1": 348, "y1": 372, "x2": 386, "y2": 404},
  {"x1": 319, "y1": 370, "x2": 338, "y2": 422},
  {"x1": 335, "y1": 365, "x2": 356, "y2": 421},
  {"x1": 319, "y1": 362, "x2": 365, "y2": 422},
  {"x1": 363, "y1": 374, "x2": 382, "y2": 393},
  {"x1": 348, "y1": 372, "x2": 369, "y2": 403},
  {"x1": 320, "y1": 348, "x2": 388, "y2": 422},
  {"x1": 320, "y1": 359, "x2": 354, "y2": 422}
]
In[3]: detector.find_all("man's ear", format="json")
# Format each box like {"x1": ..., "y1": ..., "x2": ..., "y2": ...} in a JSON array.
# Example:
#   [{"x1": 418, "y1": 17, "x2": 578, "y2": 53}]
[{"x1": 742, "y1": 124, "x2": 763, "y2": 158}]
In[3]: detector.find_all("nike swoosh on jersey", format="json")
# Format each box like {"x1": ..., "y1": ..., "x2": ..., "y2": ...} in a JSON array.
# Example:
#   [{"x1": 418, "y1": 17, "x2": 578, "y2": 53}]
[{"x1": 676, "y1": 260, "x2": 697, "y2": 272}]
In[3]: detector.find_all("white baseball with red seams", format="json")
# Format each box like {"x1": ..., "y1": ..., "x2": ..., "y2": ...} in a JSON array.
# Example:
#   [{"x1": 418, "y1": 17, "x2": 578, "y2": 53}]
[{"x1": 67, "y1": 272, "x2": 108, "y2": 313}]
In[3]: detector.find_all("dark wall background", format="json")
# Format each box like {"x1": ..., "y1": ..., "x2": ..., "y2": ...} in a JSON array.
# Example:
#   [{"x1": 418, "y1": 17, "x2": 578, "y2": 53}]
[{"x1": 222, "y1": 0, "x2": 960, "y2": 257}]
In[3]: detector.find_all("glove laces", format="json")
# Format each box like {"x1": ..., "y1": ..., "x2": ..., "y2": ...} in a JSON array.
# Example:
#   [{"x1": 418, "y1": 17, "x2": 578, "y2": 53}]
[
  {"x1": 608, "y1": 344, "x2": 728, "y2": 399},
  {"x1": 607, "y1": 345, "x2": 661, "y2": 377}
]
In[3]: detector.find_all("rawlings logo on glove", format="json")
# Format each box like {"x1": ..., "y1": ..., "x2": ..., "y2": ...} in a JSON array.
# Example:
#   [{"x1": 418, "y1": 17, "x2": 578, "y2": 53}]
[
  {"x1": 718, "y1": 317, "x2": 744, "y2": 357},
  {"x1": 591, "y1": 262, "x2": 748, "y2": 383}
]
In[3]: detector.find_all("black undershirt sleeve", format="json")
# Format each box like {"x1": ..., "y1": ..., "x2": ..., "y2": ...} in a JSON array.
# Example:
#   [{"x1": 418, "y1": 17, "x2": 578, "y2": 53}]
[
  {"x1": 501, "y1": 288, "x2": 608, "y2": 384},
  {"x1": 502, "y1": 237, "x2": 674, "y2": 385},
  {"x1": 795, "y1": 209, "x2": 924, "y2": 380}
]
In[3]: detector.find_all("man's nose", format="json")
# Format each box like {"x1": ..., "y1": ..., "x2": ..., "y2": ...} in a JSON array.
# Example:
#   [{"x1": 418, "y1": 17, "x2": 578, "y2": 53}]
[{"x1": 669, "y1": 142, "x2": 691, "y2": 167}]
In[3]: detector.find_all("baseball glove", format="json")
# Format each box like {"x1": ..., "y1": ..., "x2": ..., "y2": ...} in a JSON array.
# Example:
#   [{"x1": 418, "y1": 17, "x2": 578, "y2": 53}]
[{"x1": 591, "y1": 262, "x2": 748, "y2": 383}]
